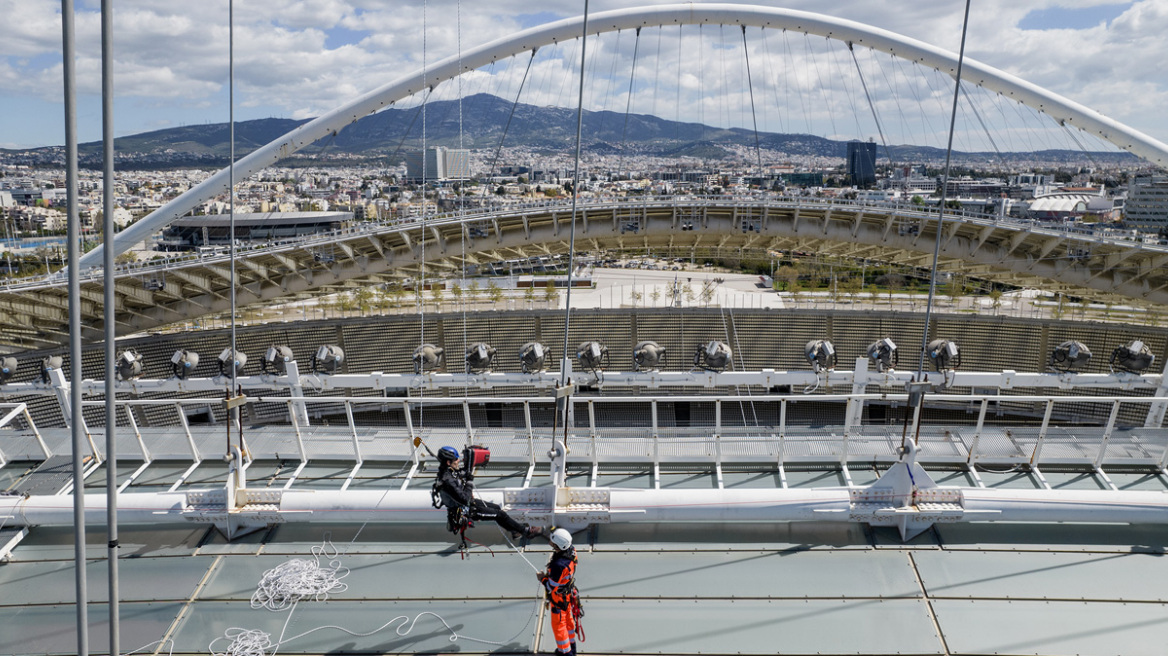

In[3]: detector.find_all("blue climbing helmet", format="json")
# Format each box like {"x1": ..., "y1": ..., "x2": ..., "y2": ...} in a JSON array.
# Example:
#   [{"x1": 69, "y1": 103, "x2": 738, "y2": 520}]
[{"x1": 438, "y1": 446, "x2": 460, "y2": 463}]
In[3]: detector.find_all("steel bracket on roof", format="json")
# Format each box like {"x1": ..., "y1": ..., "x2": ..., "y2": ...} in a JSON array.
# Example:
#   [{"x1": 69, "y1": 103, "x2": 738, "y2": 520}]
[{"x1": 505, "y1": 486, "x2": 613, "y2": 529}]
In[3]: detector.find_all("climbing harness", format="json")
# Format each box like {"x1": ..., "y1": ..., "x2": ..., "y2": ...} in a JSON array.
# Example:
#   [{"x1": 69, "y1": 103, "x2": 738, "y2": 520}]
[{"x1": 570, "y1": 586, "x2": 586, "y2": 642}]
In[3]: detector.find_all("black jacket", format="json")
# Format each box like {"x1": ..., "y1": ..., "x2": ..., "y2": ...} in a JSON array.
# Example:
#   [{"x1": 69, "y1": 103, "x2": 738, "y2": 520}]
[{"x1": 436, "y1": 465, "x2": 474, "y2": 507}]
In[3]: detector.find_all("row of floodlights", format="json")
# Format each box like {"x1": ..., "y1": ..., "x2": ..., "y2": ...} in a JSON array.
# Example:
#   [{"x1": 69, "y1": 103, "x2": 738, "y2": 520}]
[
  {"x1": 410, "y1": 338, "x2": 891, "y2": 374},
  {"x1": 0, "y1": 345, "x2": 346, "y2": 383},
  {"x1": 0, "y1": 337, "x2": 1154, "y2": 385},
  {"x1": 116, "y1": 345, "x2": 344, "y2": 379},
  {"x1": 408, "y1": 336, "x2": 1158, "y2": 376}
]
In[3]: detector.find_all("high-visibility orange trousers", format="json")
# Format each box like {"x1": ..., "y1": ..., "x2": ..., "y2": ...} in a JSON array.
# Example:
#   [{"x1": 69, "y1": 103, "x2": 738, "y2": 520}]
[{"x1": 550, "y1": 607, "x2": 577, "y2": 655}]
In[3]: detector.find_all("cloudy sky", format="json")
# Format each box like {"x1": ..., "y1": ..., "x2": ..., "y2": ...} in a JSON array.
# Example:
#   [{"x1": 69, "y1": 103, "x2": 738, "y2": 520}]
[{"x1": 1, "y1": 0, "x2": 1164, "y2": 154}]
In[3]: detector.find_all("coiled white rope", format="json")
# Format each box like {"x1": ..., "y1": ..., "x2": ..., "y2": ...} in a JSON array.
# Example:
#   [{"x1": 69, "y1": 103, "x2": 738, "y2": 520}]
[
  {"x1": 209, "y1": 538, "x2": 539, "y2": 656},
  {"x1": 250, "y1": 541, "x2": 350, "y2": 612}
]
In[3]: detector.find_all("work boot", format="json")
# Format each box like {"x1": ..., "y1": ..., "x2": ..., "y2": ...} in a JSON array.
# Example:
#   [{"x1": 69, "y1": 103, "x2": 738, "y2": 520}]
[
  {"x1": 525, "y1": 524, "x2": 548, "y2": 539},
  {"x1": 569, "y1": 641, "x2": 577, "y2": 656}
]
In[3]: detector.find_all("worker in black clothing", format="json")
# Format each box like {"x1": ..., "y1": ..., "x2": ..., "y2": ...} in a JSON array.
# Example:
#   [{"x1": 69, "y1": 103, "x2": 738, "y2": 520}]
[{"x1": 433, "y1": 445, "x2": 545, "y2": 540}]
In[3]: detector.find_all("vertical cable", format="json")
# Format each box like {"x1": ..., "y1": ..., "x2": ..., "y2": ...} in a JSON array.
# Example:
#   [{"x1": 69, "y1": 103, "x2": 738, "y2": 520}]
[
  {"x1": 60, "y1": 0, "x2": 88, "y2": 653},
  {"x1": 849, "y1": 42, "x2": 894, "y2": 169},
  {"x1": 420, "y1": 0, "x2": 428, "y2": 427},
  {"x1": 487, "y1": 51, "x2": 537, "y2": 178},
  {"x1": 458, "y1": 0, "x2": 467, "y2": 398},
  {"x1": 100, "y1": 0, "x2": 119, "y2": 652},
  {"x1": 741, "y1": 26, "x2": 763, "y2": 172},
  {"x1": 918, "y1": 0, "x2": 973, "y2": 378},
  {"x1": 561, "y1": 0, "x2": 590, "y2": 385},
  {"x1": 228, "y1": 0, "x2": 239, "y2": 454},
  {"x1": 618, "y1": 28, "x2": 641, "y2": 181}
]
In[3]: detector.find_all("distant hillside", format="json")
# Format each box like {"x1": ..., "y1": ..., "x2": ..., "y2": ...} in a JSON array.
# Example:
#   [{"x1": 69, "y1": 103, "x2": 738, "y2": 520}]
[{"x1": 1, "y1": 93, "x2": 1141, "y2": 169}]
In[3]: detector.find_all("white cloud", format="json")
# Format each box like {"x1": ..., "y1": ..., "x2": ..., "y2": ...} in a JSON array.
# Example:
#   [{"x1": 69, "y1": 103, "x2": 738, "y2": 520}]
[{"x1": 1, "y1": 0, "x2": 1165, "y2": 154}]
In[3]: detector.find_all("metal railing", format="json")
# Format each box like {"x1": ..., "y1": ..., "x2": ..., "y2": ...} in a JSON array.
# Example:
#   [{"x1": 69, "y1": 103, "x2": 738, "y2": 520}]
[{"x1": 18, "y1": 392, "x2": 1160, "y2": 473}]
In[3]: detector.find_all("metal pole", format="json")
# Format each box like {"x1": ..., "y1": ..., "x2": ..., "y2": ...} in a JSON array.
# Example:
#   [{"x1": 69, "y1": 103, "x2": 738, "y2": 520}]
[
  {"x1": 61, "y1": 0, "x2": 89, "y2": 653},
  {"x1": 560, "y1": 0, "x2": 590, "y2": 385},
  {"x1": 100, "y1": 0, "x2": 119, "y2": 652},
  {"x1": 917, "y1": 0, "x2": 972, "y2": 378}
]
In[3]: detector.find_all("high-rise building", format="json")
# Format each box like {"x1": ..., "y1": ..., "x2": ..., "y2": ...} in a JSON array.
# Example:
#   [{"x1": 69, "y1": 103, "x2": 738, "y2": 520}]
[
  {"x1": 406, "y1": 147, "x2": 471, "y2": 183},
  {"x1": 846, "y1": 141, "x2": 877, "y2": 187},
  {"x1": 443, "y1": 149, "x2": 470, "y2": 181},
  {"x1": 1125, "y1": 175, "x2": 1168, "y2": 232}
]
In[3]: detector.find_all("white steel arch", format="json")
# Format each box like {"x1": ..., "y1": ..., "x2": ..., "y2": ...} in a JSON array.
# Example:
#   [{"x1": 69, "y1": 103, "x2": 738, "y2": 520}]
[{"x1": 79, "y1": 2, "x2": 1168, "y2": 270}]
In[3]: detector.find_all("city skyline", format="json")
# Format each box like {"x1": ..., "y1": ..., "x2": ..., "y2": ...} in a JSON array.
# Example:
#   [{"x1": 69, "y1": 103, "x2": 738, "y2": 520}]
[{"x1": 1, "y1": 0, "x2": 1165, "y2": 155}]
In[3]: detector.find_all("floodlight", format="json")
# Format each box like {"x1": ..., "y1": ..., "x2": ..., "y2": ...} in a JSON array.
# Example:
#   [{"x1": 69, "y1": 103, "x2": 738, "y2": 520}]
[
  {"x1": 576, "y1": 341, "x2": 609, "y2": 373},
  {"x1": 866, "y1": 338, "x2": 898, "y2": 373},
  {"x1": 693, "y1": 340, "x2": 732, "y2": 371},
  {"x1": 116, "y1": 350, "x2": 144, "y2": 381},
  {"x1": 1049, "y1": 340, "x2": 1092, "y2": 373},
  {"x1": 311, "y1": 345, "x2": 344, "y2": 375},
  {"x1": 413, "y1": 344, "x2": 444, "y2": 374},
  {"x1": 40, "y1": 356, "x2": 63, "y2": 383},
  {"x1": 261, "y1": 345, "x2": 294, "y2": 376},
  {"x1": 633, "y1": 341, "x2": 667, "y2": 371},
  {"x1": 465, "y1": 342, "x2": 496, "y2": 373},
  {"x1": 0, "y1": 356, "x2": 17, "y2": 384},
  {"x1": 518, "y1": 341, "x2": 547, "y2": 373},
  {"x1": 1110, "y1": 339, "x2": 1155, "y2": 373},
  {"x1": 926, "y1": 339, "x2": 960, "y2": 372},
  {"x1": 170, "y1": 349, "x2": 200, "y2": 379},
  {"x1": 805, "y1": 339, "x2": 837, "y2": 373},
  {"x1": 217, "y1": 348, "x2": 248, "y2": 377}
]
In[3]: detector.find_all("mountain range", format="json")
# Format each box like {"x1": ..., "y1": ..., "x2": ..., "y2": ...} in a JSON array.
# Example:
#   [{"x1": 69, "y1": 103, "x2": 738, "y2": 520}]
[{"x1": 0, "y1": 93, "x2": 1139, "y2": 169}]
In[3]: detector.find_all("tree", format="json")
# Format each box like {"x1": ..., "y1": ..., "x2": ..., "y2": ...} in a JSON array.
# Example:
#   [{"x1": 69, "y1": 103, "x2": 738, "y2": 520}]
[
  {"x1": 989, "y1": 288, "x2": 1003, "y2": 315},
  {"x1": 650, "y1": 288, "x2": 662, "y2": 306},
  {"x1": 430, "y1": 284, "x2": 444, "y2": 310},
  {"x1": 630, "y1": 289, "x2": 642, "y2": 307},
  {"x1": 699, "y1": 284, "x2": 715, "y2": 307},
  {"x1": 353, "y1": 287, "x2": 374, "y2": 315},
  {"x1": 495, "y1": 185, "x2": 506, "y2": 196},
  {"x1": 524, "y1": 285, "x2": 536, "y2": 308},
  {"x1": 911, "y1": 195, "x2": 925, "y2": 206},
  {"x1": 774, "y1": 265, "x2": 799, "y2": 291},
  {"x1": 376, "y1": 285, "x2": 393, "y2": 311},
  {"x1": 487, "y1": 280, "x2": 505, "y2": 305},
  {"x1": 841, "y1": 276, "x2": 863, "y2": 304},
  {"x1": 544, "y1": 281, "x2": 560, "y2": 306},
  {"x1": 788, "y1": 278, "x2": 803, "y2": 306},
  {"x1": 451, "y1": 283, "x2": 464, "y2": 308}
]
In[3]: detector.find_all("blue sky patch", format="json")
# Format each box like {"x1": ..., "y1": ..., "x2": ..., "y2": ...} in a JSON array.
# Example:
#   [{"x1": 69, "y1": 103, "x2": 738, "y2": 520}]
[
  {"x1": 326, "y1": 24, "x2": 369, "y2": 49},
  {"x1": 1018, "y1": 3, "x2": 1132, "y2": 30}
]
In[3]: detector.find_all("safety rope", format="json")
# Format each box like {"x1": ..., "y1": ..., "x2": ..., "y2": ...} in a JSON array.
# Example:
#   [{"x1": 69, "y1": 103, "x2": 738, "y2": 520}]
[
  {"x1": 417, "y1": 0, "x2": 428, "y2": 430},
  {"x1": 457, "y1": 0, "x2": 468, "y2": 399}
]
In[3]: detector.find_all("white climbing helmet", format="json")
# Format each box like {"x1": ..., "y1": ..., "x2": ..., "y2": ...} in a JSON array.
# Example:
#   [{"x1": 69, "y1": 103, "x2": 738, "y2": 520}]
[{"x1": 549, "y1": 528, "x2": 572, "y2": 550}]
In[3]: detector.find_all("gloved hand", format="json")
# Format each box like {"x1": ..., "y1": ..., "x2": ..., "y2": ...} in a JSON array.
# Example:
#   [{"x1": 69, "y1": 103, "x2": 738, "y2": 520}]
[{"x1": 536, "y1": 572, "x2": 548, "y2": 583}]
